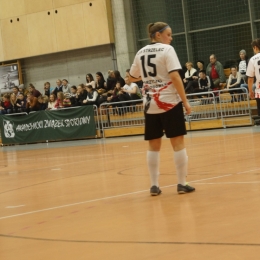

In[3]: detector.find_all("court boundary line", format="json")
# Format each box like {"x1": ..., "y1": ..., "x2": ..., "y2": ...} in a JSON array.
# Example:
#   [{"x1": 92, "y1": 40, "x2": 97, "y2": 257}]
[{"x1": 0, "y1": 169, "x2": 258, "y2": 221}]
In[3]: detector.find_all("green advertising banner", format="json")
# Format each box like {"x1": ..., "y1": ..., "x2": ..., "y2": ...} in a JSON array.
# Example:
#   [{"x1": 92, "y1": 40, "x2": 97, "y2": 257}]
[{"x1": 0, "y1": 106, "x2": 96, "y2": 145}]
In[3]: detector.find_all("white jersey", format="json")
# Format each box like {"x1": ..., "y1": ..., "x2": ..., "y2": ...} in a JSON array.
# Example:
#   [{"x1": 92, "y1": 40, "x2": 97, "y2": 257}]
[
  {"x1": 130, "y1": 42, "x2": 182, "y2": 114},
  {"x1": 246, "y1": 53, "x2": 260, "y2": 98}
]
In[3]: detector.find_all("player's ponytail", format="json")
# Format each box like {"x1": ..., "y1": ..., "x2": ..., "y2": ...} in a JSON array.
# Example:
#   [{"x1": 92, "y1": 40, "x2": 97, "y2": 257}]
[
  {"x1": 251, "y1": 38, "x2": 260, "y2": 50},
  {"x1": 147, "y1": 22, "x2": 169, "y2": 41}
]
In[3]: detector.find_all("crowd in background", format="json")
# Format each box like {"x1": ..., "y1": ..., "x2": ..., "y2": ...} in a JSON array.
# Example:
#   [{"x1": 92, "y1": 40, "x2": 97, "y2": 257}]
[
  {"x1": 0, "y1": 49, "x2": 253, "y2": 115},
  {"x1": 0, "y1": 70, "x2": 142, "y2": 115}
]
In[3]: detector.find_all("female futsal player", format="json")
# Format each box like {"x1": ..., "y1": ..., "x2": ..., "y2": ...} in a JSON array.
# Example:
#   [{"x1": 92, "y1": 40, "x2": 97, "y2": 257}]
[
  {"x1": 129, "y1": 22, "x2": 195, "y2": 195},
  {"x1": 247, "y1": 38, "x2": 260, "y2": 116}
]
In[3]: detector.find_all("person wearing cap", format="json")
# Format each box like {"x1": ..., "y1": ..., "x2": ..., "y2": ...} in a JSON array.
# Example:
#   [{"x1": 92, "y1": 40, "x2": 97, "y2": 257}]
[{"x1": 206, "y1": 54, "x2": 226, "y2": 89}]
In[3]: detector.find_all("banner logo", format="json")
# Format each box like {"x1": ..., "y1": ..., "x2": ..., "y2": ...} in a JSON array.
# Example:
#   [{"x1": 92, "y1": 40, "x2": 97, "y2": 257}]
[{"x1": 3, "y1": 120, "x2": 15, "y2": 138}]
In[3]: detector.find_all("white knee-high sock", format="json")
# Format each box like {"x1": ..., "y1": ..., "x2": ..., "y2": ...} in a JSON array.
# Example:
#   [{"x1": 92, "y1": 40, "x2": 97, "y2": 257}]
[
  {"x1": 174, "y1": 148, "x2": 188, "y2": 185},
  {"x1": 147, "y1": 151, "x2": 160, "y2": 187}
]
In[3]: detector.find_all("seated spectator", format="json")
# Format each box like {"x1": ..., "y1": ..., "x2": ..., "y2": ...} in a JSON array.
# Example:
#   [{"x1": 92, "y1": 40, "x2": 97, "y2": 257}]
[
  {"x1": 206, "y1": 54, "x2": 226, "y2": 89},
  {"x1": 62, "y1": 79, "x2": 71, "y2": 94},
  {"x1": 114, "y1": 70, "x2": 125, "y2": 88},
  {"x1": 52, "y1": 79, "x2": 63, "y2": 96},
  {"x1": 122, "y1": 75, "x2": 142, "y2": 100},
  {"x1": 96, "y1": 72, "x2": 107, "y2": 94},
  {"x1": 107, "y1": 81, "x2": 131, "y2": 115},
  {"x1": 44, "y1": 82, "x2": 51, "y2": 97},
  {"x1": 194, "y1": 70, "x2": 212, "y2": 97},
  {"x1": 237, "y1": 50, "x2": 249, "y2": 82},
  {"x1": 29, "y1": 83, "x2": 42, "y2": 98},
  {"x1": 106, "y1": 70, "x2": 117, "y2": 91},
  {"x1": 76, "y1": 84, "x2": 88, "y2": 106},
  {"x1": 26, "y1": 93, "x2": 40, "y2": 112},
  {"x1": 183, "y1": 62, "x2": 198, "y2": 94},
  {"x1": 47, "y1": 94, "x2": 56, "y2": 110},
  {"x1": 83, "y1": 85, "x2": 99, "y2": 106},
  {"x1": 38, "y1": 95, "x2": 48, "y2": 110},
  {"x1": 126, "y1": 69, "x2": 143, "y2": 88},
  {"x1": 55, "y1": 92, "x2": 65, "y2": 108},
  {"x1": 9, "y1": 93, "x2": 18, "y2": 113},
  {"x1": 86, "y1": 74, "x2": 96, "y2": 89},
  {"x1": 69, "y1": 86, "x2": 78, "y2": 106},
  {"x1": 63, "y1": 93, "x2": 71, "y2": 107},
  {"x1": 18, "y1": 84, "x2": 28, "y2": 97},
  {"x1": 0, "y1": 94, "x2": 11, "y2": 115},
  {"x1": 227, "y1": 66, "x2": 243, "y2": 101},
  {"x1": 16, "y1": 93, "x2": 27, "y2": 112},
  {"x1": 197, "y1": 60, "x2": 204, "y2": 71},
  {"x1": 12, "y1": 86, "x2": 20, "y2": 98}
]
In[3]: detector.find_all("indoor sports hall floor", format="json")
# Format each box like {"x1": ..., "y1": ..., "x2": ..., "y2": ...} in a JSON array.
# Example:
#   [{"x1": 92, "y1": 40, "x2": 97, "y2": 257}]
[{"x1": 0, "y1": 126, "x2": 260, "y2": 259}]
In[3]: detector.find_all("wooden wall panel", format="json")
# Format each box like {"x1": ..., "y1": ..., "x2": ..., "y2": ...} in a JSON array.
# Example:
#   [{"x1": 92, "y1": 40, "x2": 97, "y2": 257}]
[
  {"x1": 24, "y1": 0, "x2": 53, "y2": 14},
  {"x1": 83, "y1": 0, "x2": 113, "y2": 47},
  {"x1": 0, "y1": 0, "x2": 25, "y2": 19},
  {"x1": 1, "y1": 16, "x2": 30, "y2": 60},
  {"x1": 27, "y1": 11, "x2": 57, "y2": 56},
  {"x1": 54, "y1": 4, "x2": 86, "y2": 51},
  {"x1": 0, "y1": 21, "x2": 4, "y2": 61},
  {"x1": 53, "y1": 0, "x2": 86, "y2": 9}
]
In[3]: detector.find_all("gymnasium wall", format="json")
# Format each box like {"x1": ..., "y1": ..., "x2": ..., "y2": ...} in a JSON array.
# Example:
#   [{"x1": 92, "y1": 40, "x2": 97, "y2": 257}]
[{"x1": 0, "y1": 0, "x2": 117, "y2": 92}]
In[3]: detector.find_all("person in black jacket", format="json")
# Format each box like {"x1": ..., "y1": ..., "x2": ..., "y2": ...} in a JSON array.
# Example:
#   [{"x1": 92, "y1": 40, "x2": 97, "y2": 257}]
[
  {"x1": 237, "y1": 49, "x2": 249, "y2": 83},
  {"x1": 76, "y1": 84, "x2": 88, "y2": 106},
  {"x1": 52, "y1": 79, "x2": 63, "y2": 96}
]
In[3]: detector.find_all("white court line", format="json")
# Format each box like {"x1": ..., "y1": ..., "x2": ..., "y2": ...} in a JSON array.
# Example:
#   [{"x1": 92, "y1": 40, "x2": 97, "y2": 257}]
[
  {"x1": 0, "y1": 173, "x2": 240, "y2": 221},
  {"x1": 0, "y1": 168, "x2": 259, "y2": 221},
  {"x1": 5, "y1": 205, "x2": 25, "y2": 209},
  {"x1": 194, "y1": 181, "x2": 260, "y2": 185}
]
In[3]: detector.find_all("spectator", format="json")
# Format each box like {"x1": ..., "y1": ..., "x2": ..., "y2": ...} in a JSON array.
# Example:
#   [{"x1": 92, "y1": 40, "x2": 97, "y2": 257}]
[
  {"x1": 18, "y1": 84, "x2": 28, "y2": 96},
  {"x1": 76, "y1": 84, "x2": 88, "y2": 106},
  {"x1": 26, "y1": 93, "x2": 40, "y2": 112},
  {"x1": 12, "y1": 86, "x2": 20, "y2": 98},
  {"x1": 206, "y1": 54, "x2": 226, "y2": 89},
  {"x1": 197, "y1": 60, "x2": 204, "y2": 71},
  {"x1": 62, "y1": 79, "x2": 71, "y2": 94},
  {"x1": 83, "y1": 85, "x2": 99, "y2": 106},
  {"x1": 183, "y1": 62, "x2": 198, "y2": 94},
  {"x1": 47, "y1": 94, "x2": 56, "y2": 110},
  {"x1": 55, "y1": 92, "x2": 65, "y2": 108},
  {"x1": 114, "y1": 70, "x2": 125, "y2": 88},
  {"x1": 9, "y1": 93, "x2": 18, "y2": 113},
  {"x1": 107, "y1": 81, "x2": 131, "y2": 115},
  {"x1": 38, "y1": 95, "x2": 48, "y2": 110},
  {"x1": 16, "y1": 93, "x2": 27, "y2": 112},
  {"x1": 52, "y1": 79, "x2": 63, "y2": 96},
  {"x1": 44, "y1": 82, "x2": 51, "y2": 97},
  {"x1": 106, "y1": 70, "x2": 117, "y2": 91},
  {"x1": 86, "y1": 74, "x2": 96, "y2": 89},
  {"x1": 29, "y1": 83, "x2": 42, "y2": 98},
  {"x1": 122, "y1": 75, "x2": 142, "y2": 100},
  {"x1": 126, "y1": 68, "x2": 143, "y2": 88},
  {"x1": 63, "y1": 93, "x2": 72, "y2": 107},
  {"x1": 0, "y1": 94, "x2": 11, "y2": 115},
  {"x1": 237, "y1": 50, "x2": 249, "y2": 82},
  {"x1": 194, "y1": 70, "x2": 212, "y2": 97},
  {"x1": 69, "y1": 86, "x2": 78, "y2": 106},
  {"x1": 96, "y1": 72, "x2": 107, "y2": 94},
  {"x1": 227, "y1": 66, "x2": 243, "y2": 101}
]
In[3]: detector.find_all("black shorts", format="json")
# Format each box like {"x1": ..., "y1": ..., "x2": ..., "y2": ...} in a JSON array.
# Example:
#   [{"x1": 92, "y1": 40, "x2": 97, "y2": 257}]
[{"x1": 144, "y1": 102, "x2": 187, "y2": 140}]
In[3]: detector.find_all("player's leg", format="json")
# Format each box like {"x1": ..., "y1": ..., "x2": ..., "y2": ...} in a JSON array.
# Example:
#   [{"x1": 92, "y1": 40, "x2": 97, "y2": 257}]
[
  {"x1": 162, "y1": 103, "x2": 195, "y2": 194},
  {"x1": 145, "y1": 113, "x2": 164, "y2": 196}
]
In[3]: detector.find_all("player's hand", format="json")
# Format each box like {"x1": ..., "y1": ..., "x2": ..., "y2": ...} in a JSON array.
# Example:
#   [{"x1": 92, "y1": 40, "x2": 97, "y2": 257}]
[
  {"x1": 250, "y1": 91, "x2": 255, "y2": 99},
  {"x1": 183, "y1": 101, "x2": 191, "y2": 115}
]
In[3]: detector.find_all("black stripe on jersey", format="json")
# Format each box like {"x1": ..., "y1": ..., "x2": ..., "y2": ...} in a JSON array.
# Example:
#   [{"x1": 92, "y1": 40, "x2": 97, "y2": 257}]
[
  {"x1": 168, "y1": 69, "x2": 180, "y2": 74},
  {"x1": 129, "y1": 73, "x2": 139, "y2": 79}
]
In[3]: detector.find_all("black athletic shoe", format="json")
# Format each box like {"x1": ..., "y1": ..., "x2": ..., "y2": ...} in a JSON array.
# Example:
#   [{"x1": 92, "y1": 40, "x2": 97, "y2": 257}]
[
  {"x1": 150, "y1": 186, "x2": 162, "y2": 196},
  {"x1": 177, "y1": 184, "x2": 195, "y2": 194}
]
